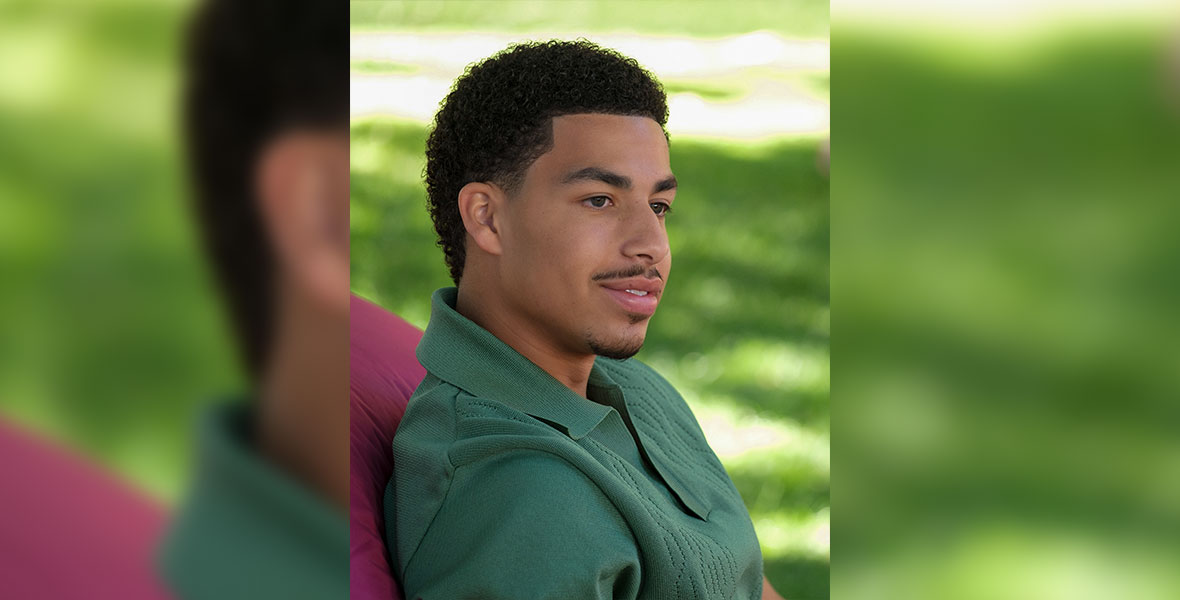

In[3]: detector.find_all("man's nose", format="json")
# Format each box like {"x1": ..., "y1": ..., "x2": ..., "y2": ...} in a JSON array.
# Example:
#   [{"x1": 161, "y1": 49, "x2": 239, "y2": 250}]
[{"x1": 620, "y1": 201, "x2": 670, "y2": 265}]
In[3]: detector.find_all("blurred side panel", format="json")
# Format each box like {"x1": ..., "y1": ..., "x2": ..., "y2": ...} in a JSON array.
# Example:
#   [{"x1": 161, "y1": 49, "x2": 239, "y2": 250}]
[{"x1": 834, "y1": 1, "x2": 1180, "y2": 598}]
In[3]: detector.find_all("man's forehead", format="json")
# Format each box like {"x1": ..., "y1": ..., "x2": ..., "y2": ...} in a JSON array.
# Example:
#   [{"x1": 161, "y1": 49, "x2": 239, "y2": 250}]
[
  {"x1": 549, "y1": 113, "x2": 666, "y2": 145},
  {"x1": 539, "y1": 113, "x2": 671, "y2": 179}
]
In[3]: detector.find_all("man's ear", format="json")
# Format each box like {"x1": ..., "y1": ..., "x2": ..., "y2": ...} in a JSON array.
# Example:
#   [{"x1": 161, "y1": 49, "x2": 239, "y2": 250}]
[
  {"x1": 255, "y1": 130, "x2": 350, "y2": 315},
  {"x1": 457, "y1": 181, "x2": 505, "y2": 256}
]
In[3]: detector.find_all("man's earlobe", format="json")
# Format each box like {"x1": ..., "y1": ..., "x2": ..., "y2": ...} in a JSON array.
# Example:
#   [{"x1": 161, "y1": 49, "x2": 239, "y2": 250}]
[{"x1": 457, "y1": 182, "x2": 504, "y2": 256}]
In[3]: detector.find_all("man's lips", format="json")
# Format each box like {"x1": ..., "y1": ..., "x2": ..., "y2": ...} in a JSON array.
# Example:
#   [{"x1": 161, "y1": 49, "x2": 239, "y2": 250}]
[
  {"x1": 600, "y1": 277, "x2": 663, "y2": 294},
  {"x1": 600, "y1": 277, "x2": 663, "y2": 316}
]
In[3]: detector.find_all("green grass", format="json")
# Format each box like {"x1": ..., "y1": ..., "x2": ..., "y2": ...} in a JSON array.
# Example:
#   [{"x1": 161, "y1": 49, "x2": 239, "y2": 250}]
[
  {"x1": 350, "y1": 118, "x2": 830, "y2": 598},
  {"x1": 350, "y1": 59, "x2": 421, "y2": 74},
  {"x1": 663, "y1": 81, "x2": 747, "y2": 102}
]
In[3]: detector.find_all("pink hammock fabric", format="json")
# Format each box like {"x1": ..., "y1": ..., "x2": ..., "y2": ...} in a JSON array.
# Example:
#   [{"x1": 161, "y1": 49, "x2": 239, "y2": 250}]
[
  {"x1": 0, "y1": 419, "x2": 172, "y2": 600},
  {"x1": 349, "y1": 294, "x2": 425, "y2": 600}
]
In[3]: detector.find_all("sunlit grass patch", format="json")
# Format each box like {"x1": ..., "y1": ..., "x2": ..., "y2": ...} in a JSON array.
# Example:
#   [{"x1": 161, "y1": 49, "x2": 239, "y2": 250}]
[
  {"x1": 350, "y1": 59, "x2": 420, "y2": 74},
  {"x1": 754, "y1": 508, "x2": 830, "y2": 559},
  {"x1": 663, "y1": 80, "x2": 746, "y2": 102}
]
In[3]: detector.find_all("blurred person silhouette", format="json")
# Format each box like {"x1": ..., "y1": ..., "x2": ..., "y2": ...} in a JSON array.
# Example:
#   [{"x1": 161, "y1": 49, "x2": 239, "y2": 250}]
[
  {"x1": 157, "y1": 0, "x2": 349, "y2": 598},
  {"x1": 383, "y1": 40, "x2": 785, "y2": 600}
]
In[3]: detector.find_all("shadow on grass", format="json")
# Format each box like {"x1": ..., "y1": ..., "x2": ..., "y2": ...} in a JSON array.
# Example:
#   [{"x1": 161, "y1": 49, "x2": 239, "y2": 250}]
[
  {"x1": 730, "y1": 462, "x2": 830, "y2": 516},
  {"x1": 765, "y1": 555, "x2": 830, "y2": 600}
]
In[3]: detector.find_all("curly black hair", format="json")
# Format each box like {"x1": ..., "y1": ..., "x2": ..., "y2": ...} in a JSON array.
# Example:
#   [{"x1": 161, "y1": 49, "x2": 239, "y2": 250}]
[{"x1": 426, "y1": 39, "x2": 669, "y2": 284}]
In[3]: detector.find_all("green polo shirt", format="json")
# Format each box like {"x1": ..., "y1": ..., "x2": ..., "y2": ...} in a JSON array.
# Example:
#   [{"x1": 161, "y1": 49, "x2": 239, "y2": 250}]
[{"x1": 386, "y1": 288, "x2": 764, "y2": 599}]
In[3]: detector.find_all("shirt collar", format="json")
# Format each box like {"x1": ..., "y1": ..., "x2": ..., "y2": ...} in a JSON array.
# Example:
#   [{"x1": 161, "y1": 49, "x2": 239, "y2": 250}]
[{"x1": 416, "y1": 287, "x2": 614, "y2": 439}]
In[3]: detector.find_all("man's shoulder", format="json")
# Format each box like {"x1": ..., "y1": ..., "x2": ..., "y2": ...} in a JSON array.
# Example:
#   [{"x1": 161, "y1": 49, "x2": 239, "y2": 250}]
[
  {"x1": 391, "y1": 374, "x2": 458, "y2": 450},
  {"x1": 392, "y1": 374, "x2": 568, "y2": 461}
]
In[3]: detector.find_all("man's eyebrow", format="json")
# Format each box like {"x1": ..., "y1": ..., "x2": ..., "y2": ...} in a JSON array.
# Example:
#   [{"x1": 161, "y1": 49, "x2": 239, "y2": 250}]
[
  {"x1": 652, "y1": 175, "x2": 678, "y2": 194},
  {"x1": 561, "y1": 167, "x2": 678, "y2": 195},
  {"x1": 561, "y1": 167, "x2": 632, "y2": 189}
]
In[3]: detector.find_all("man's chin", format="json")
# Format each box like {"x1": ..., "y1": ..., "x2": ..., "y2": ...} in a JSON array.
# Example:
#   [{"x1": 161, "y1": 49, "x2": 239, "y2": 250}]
[
  {"x1": 589, "y1": 341, "x2": 643, "y2": 360},
  {"x1": 626, "y1": 311, "x2": 651, "y2": 325},
  {"x1": 587, "y1": 332, "x2": 645, "y2": 360}
]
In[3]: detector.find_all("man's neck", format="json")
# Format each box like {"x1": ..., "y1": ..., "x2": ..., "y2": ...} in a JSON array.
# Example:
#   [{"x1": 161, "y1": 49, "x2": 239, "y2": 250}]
[
  {"x1": 455, "y1": 283, "x2": 595, "y2": 398},
  {"x1": 257, "y1": 287, "x2": 349, "y2": 511}
]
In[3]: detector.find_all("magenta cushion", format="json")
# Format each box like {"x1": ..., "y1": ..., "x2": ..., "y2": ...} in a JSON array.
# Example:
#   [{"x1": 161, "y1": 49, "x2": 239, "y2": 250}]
[
  {"x1": 349, "y1": 294, "x2": 426, "y2": 600},
  {"x1": 0, "y1": 419, "x2": 172, "y2": 599}
]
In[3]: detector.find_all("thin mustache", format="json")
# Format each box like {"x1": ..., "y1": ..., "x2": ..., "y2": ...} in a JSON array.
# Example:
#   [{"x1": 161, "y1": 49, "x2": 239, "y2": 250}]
[{"x1": 592, "y1": 266, "x2": 663, "y2": 282}]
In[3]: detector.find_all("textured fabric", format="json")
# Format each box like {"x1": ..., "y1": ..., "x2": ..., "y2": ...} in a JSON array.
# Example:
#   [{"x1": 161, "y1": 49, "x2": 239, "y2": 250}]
[
  {"x1": 349, "y1": 294, "x2": 425, "y2": 600},
  {"x1": 386, "y1": 287, "x2": 763, "y2": 599},
  {"x1": 158, "y1": 403, "x2": 348, "y2": 600},
  {"x1": 0, "y1": 418, "x2": 172, "y2": 600}
]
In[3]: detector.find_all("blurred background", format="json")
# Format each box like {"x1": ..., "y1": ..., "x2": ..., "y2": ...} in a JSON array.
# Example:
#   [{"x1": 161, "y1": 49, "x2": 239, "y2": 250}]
[
  {"x1": 349, "y1": 1, "x2": 830, "y2": 598},
  {"x1": 835, "y1": 1, "x2": 1180, "y2": 599},
  {"x1": 0, "y1": 0, "x2": 240, "y2": 505}
]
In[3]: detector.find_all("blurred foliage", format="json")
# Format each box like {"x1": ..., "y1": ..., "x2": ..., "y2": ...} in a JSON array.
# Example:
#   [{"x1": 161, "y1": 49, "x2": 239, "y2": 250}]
[
  {"x1": 0, "y1": 0, "x2": 240, "y2": 503},
  {"x1": 835, "y1": 21, "x2": 1180, "y2": 600},
  {"x1": 350, "y1": 117, "x2": 831, "y2": 597}
]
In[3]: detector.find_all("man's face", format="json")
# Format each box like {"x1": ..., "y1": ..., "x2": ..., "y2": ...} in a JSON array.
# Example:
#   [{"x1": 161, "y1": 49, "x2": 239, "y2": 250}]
[{"x1": 495, "y1": 113, "x2": 675, "y2": 360}]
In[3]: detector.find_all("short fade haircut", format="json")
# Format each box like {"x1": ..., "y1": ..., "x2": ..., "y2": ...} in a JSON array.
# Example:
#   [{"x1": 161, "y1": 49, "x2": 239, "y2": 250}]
[
  {"x1": 425, "y1": 40, "x2": 669, "y2": 284},
  {"x1": 184, "y1": 0, "x2": 346, "y2": 379}
]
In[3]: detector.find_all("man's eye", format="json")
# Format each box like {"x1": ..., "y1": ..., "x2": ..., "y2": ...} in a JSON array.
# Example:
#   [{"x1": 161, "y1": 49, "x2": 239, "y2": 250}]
[
  {"x1": 584, "y1": 196, "x2": 612, "y2": 208},
  {"x1": 651, "y1": 202, "x2": 672, "y2": 217}
]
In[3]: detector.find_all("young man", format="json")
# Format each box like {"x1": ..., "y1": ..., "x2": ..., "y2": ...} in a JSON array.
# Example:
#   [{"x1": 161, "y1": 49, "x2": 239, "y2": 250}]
[{"x1": 386, "y1": 41, "x2": 782, "y2": 599}]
